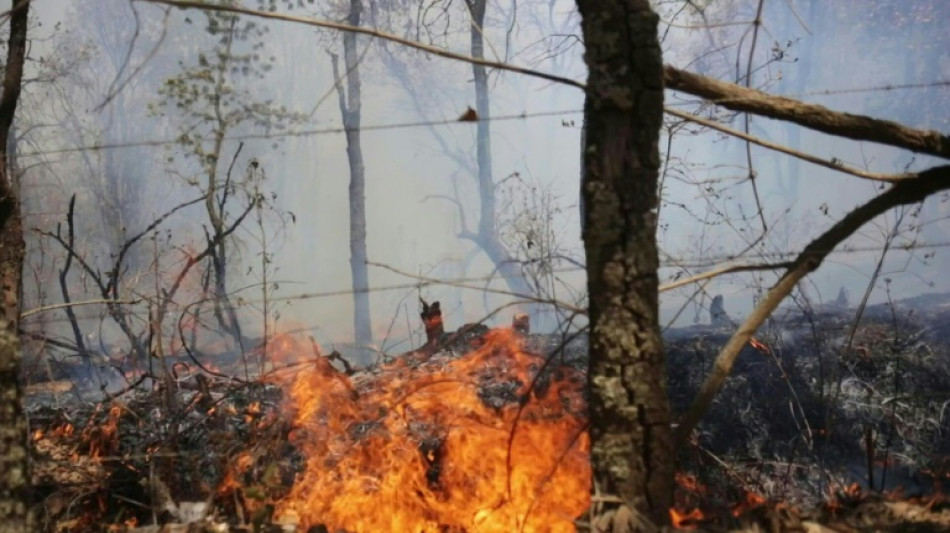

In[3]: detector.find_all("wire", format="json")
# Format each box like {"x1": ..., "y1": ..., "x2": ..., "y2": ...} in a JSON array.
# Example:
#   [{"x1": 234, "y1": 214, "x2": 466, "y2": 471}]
[
  {"x1": 19, "y1": 109, "x2": 584, "y2": 158},
  {"x1": 21, "y1": 239, "x2": 950, "y2": 326},
  {"x1": 18, "y1": 77, "x2": 948, "y2": 158}
]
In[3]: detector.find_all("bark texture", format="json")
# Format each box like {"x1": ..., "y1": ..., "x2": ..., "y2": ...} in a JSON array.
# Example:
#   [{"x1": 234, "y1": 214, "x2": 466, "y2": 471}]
[
  {"x1": 0, "y1": 1, "x2": 30, "y2": 531},
  {"x1": 577, "y1": 0, "x2": 672, "y2": 529}
]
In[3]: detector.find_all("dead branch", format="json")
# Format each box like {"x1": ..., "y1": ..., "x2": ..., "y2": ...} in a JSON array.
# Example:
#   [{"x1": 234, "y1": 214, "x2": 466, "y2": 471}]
[
  {"x1": 156, "y1": 197, "x2": 257, "y2": 325},
  {"x1": 108, "y1": 194, "x2": 207, "y2": 299},
  {"x1": 673, "y1": 164, "x2": 950, "y2": 449},
  {"x1": 664, "y1": 65, "x2": 950, "y2": 160},
  {"x1": 145, "y1": 0, "x2": 585, "y2": 90},
  {"x1": 149, "y1": 0, "x2": 950, "y2": 165},
  {"x1": 368, "y1": 260, "x2": 585, "y2": 314},
  {"x1": 57, "y1": 195, "x2": 87, "y2": 356},
  {"x1": 39, "y1": 194, "x2": 210, "y2": 359},
  {"x1": 21, "y1": 299, "x2": 141, "y2": 320},
  {"x1": 659, "y1": 260, "x2": 793, "y2": 293},
  {"x1": 665, "y1": 107, "x2": 915, "y2": 182}
]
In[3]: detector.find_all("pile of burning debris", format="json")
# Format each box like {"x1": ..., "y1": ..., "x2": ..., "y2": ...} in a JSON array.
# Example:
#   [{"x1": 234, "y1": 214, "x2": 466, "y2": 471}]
[
  {"x1": 27, "y1": 302, "x2": 589, "y2": 532},
  {"x1": 23, "y1": 294, "x2": 950, "y2": 532}
]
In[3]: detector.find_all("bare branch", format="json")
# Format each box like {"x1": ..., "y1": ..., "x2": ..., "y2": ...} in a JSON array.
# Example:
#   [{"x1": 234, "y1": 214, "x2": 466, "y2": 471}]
[
  {"x1": 673, "y1": 164, "x2": 950, "y2": 449},
  {"x1": 659, "y1": 260, "x2": 792, "y2": 293},
  {"x1": 57, "y1": 195, "x2": 87, "y2": 354},
  {"x1": 367, "y1": 260, "x2": 585, "y2": 314},
  {"x1": 665, "y1": 107, "x2": 915, "y2": 182},
  {"x1": 21, "y1": 299, "x2": 141, "y2": 319},
  {"x1": 664, "y1": 65, "x2": 950, "y2": 160},
  {"x1": 144, "y1": 0, "x2": 585, "y2": 90}
]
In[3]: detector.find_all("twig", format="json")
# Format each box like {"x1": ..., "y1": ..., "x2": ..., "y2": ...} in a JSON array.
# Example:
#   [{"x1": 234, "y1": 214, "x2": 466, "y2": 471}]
[
  {"x1": 143, "y1": 0, "x2": 585, "y2": 90},
  {"x1": 368, "y1": 260, "x2": 585, "y2": 314},
  {"x1": 659, "y1": 260, "x2": 792, "y2": 293},
  {"x1": 94, "y1": 3, "x2": 171, "y2": 112},
  {"x1": 665, "y1": 107, "x2": 916, "y2": 182},
  {"x1": 57, "y1": 195, "x2": 89, "y2": 356},
  {"x1": 673, "y1": 164, "x2": 950, "y2": 448},
  {"x1": 739, "y1": 0, "x2": 768, "y2": 245},
  {"x1": 20, "y1": 298, "x2": 142, "y2": 319}
]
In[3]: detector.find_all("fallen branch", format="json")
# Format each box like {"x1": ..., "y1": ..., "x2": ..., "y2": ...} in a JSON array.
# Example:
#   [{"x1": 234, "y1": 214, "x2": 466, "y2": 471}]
[
  {"x1": 664, "y1": 65, "x2": 950, "y2": 160},
  {"x1": 674, "y1": 164, "x2": 950, "y2": 448}
]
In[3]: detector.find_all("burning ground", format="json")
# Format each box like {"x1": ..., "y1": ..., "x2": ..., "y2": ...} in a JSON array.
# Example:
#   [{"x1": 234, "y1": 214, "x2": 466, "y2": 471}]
[{"x1": 22, "y1": 294, "x2": 950, "y2": 531}]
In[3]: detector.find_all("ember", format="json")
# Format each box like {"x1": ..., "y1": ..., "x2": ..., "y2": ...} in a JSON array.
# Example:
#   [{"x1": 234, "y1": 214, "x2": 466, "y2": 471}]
[
  {"x1": 270, "y1": 327, "x2": 590, "y2": 532},
  {"x1": 669, "y1": 507, "x2": 704, "y2": 529}
]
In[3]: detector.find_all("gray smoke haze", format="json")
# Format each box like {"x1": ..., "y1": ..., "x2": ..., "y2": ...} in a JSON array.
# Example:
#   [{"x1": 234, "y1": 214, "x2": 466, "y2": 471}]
[{"x1": 15, "y1": 0, "x2": 950, "y2": 356}]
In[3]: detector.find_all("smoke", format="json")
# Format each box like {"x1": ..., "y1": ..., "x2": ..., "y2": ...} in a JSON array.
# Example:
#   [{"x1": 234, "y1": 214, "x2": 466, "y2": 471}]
[{"x1": 15, "y1": 0, "x2": 950, "y2": 356}]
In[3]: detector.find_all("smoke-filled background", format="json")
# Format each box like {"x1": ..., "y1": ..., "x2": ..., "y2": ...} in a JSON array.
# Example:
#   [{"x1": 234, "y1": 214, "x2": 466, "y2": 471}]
[{"x1": 14, "y1": 0, "x2": 950, "y2": 367}]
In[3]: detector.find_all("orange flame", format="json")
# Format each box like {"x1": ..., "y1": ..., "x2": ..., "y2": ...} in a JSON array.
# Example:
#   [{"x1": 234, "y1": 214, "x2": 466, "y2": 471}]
[
  {"x1": 675, "y1": 472, "x2": 706, "y2": 495},
  {"x1": 748, "y1": 337, "x2": 771, "y2": 355},
  {"x1": 732, "y1": 491, "x2": 765, "y2": 517},
  {"x1": 273, "y1": 328, "x2": 590, "y2": 532},
  {"x1": 669, "y1": 507, "x2": 704, "y2": 529}
]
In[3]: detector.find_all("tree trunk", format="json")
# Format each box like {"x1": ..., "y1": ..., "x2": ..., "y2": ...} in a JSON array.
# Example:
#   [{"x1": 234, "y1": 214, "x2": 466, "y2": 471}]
[
  {"x1": 576, "y1": 0, "x2": 672, "y2": 530},
  {"x1": 337, "y1": 0, "x2": 372, "y2": 350},
  {"x1": 465, "y1": 0, "x2": 535, "y2": 304},
  {"x1": 0, "y1": 1, "x2": 31, "y2": 531}
]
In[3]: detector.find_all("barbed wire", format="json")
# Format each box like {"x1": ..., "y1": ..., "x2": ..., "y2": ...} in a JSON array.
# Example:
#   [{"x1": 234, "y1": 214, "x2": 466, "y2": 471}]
[
  {"x1": 20, "y1": 239, "x2": 950, "y2": 326},
  {"x1": 15, "y1": 77, "x2": 949, "y2": 159},
  {"x1": 19, "y1": 109, "x2": 585, "y2": 158}
]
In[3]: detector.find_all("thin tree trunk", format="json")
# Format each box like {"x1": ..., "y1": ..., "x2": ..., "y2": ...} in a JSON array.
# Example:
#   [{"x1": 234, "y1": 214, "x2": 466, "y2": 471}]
[
  {"x1": 335, "y1": 0, "x2": 372, "y2": 350},
  {"x1": 468, "y1": 0, "x2": 493, "y2": 242},
  {"x1": 465, "y1": 0, "x2": 535, "y2": 302},
  {"x1": 577, "y1": 0, "x2": 672, "y2": 530},
  {"x1": 0, "y1": 1, "x2": 31, "y2": 531}
]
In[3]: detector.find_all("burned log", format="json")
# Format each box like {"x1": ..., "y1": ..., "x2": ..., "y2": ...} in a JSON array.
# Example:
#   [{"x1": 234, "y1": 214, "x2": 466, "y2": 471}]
[{"x1": 419, "y1": 298, "x2": 443, "y2": 346}]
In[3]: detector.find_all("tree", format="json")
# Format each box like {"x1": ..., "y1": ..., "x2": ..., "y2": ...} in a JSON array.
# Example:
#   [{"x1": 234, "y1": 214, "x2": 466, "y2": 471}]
[
  {"x1": 330, "y1": 0, "x2": 373, "y2": 353},
  {"x1": 0, "y1": 1, "x2": 32, "y2": 529},
  {"x1": 374, "y1": 0, "x2": 541, "y2": 316},
  {"x1": 576, "y1": 0, "x2": 672, "y2": 529},
  {"x1": 461, "y1": 0, "x2": 537, "y2": 303},
  {"x1": 154, "y1": 0, "x2": 303, "y2": 366}
]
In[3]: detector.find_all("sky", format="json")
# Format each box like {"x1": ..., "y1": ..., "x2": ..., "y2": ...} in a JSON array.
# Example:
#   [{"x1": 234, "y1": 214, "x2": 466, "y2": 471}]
[{"x1": 13, "y1": 0, "x2": 950, "y2": 359}]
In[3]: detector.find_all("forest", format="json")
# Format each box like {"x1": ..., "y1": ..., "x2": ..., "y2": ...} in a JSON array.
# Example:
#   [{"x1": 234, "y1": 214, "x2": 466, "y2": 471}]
[{"x1": 1, "y1": 0, "x2": 949, "y2": 532}]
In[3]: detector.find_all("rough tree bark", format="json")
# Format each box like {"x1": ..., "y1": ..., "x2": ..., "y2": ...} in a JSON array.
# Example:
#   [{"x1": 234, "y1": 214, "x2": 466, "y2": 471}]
[
  {"x1": 0, "y1": 1, "x2": 31, "y2": 531},
  {"x1": 332, "y1": 0, "x2": 372, "y2": 351},
  {"x1": 577, "y1": 0, "x2": 672, "y2": 530}
]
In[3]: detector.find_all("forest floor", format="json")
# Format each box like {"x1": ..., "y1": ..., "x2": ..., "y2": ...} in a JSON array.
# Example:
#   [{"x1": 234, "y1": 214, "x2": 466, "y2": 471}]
[{"x1": 23, "y1": 293, "x2": 950, "y2": 532}]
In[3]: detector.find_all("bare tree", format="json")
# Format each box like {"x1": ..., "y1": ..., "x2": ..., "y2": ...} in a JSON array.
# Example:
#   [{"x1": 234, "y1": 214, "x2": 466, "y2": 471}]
[
  {"x1": 462, "y1": 0, "x2": 534, "y2": 297},
  {"x1": 331, "y1": 0, "x2": 373, "y2": 352}
]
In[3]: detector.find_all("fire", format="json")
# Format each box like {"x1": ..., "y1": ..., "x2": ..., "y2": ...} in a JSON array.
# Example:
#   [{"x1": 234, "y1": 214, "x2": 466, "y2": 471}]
[
  {"x1": 669, "y1": 507, "x2": 704, "y2": 529},
  {"x1": 273, "y1": 328, "x2": 590, "y2": 532},
  {"x1": 675, "y1": 472, "x2": 706, "y2": 495},
  {"x1": 731, "y1": 491, "x2": 765, "y2": 517},
  {"x1": 748, "y1": 337, "x2": 771, "y2": 355}
]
